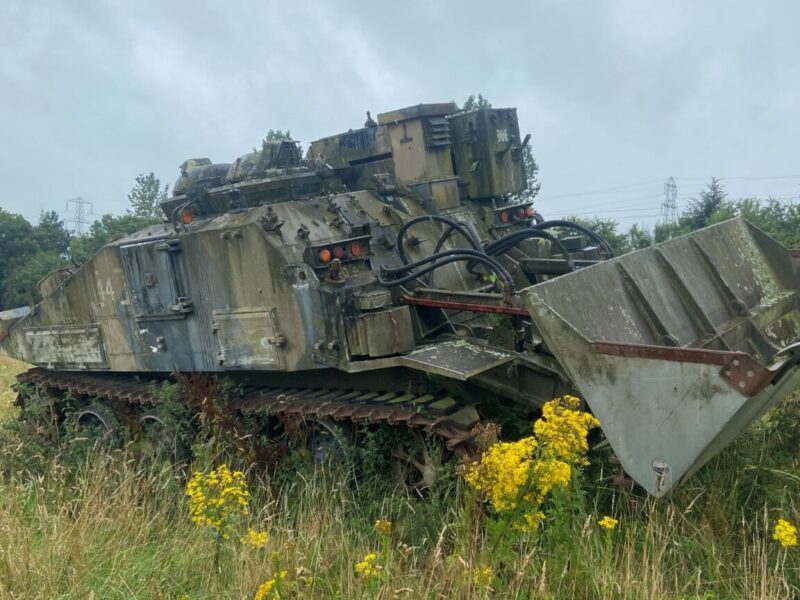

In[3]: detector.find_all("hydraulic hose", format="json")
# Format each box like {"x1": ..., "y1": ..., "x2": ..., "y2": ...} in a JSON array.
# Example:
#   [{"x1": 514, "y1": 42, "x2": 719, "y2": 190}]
[
  {"x1": 485, "y1": 229, "x2": 576, "y2": 271},
  {"x1": 378, "y1": 253, "x2": 514, "y2": 291},
  {"x1": 533, "y1": 219, "x2": 615, "y2": 258},
  {"x1": 381, "y1": 248, "x2": 513, "y2": 287},
  {"x1": 395, "y1": 215, "x2": 482, "y2": 266}
]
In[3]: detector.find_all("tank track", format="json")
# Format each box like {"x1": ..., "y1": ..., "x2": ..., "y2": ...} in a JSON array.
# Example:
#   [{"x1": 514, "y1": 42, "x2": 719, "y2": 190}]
[{"x1": 15, "y1": 368, "x2": 480, "y2": 451}]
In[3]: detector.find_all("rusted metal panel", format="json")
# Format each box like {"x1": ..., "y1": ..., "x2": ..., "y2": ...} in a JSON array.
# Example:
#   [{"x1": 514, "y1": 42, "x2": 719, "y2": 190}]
[
  {"x1": 346, "y1": 306, "x2": 414, "y2": 358},
  {"x1": 398, "y1": 339, "x2": 515, "y2": 381},
  {"x1": 213, "y1": 308, "x2": 283, "y2": 369},
  {"x1": 591, "y1": 341, "x2": 778, "y2": 397},
  {"x1": 401, "y1": 294, "x2": 529, "y2": 317},
  {"x1": 24, "y1": 325, "x2": 107, "y2": 369}
]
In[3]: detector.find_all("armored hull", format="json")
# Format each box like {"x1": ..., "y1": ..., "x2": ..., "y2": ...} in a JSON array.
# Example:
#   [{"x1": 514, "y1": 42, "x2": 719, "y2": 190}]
[{"x1": 3, "y1": 103, "x2": 799, "y2": 496}]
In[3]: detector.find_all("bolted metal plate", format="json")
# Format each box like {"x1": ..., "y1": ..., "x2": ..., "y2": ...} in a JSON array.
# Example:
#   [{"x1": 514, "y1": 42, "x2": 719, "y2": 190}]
[{"x1": 398, "y1": 339, "x2": 514, "y2": 381}]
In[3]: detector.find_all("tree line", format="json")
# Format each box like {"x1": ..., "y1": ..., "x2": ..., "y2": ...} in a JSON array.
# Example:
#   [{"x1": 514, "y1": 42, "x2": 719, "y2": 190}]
[
  {"x1": 569, "y1": 177, "x2": 800, "y2": 256},
  {"x1": 0, "y1": 173, "x2": 165, "y2": 310}
]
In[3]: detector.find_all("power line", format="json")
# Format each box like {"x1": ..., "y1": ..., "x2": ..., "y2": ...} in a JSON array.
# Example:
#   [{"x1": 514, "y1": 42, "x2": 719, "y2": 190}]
[
  {"x1": 675, "y1": 175, "x2": 800, "y2": 181},
  {"x1": 564, "y1": 207, "x2": 663, "y2": 216},
  {"x1": 540, "y1": 193, "x2": 663, "y2": 213},
  {"x1": 538, "y1": 175, "x2": 800, "y2": 203},
  {"x1": 537, "y1": 179, "x2": 664, "y2": 200}
]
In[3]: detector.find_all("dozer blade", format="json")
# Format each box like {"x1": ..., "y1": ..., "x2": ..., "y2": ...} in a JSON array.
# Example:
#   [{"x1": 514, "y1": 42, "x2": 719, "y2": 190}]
[{"x1": 521, "y1": 218, "x2": 800, "y2": 496}]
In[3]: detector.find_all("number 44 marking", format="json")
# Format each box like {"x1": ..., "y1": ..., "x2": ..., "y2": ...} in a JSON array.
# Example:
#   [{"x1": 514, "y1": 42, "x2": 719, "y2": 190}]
[{"x1": 97, "y1": 278, "x2": 115, "y2": 299}]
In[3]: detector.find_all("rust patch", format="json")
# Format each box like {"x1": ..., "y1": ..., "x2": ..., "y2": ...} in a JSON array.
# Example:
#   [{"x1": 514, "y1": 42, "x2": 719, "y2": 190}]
[
  {"x1": 16, "y1": 368, "x2": 479, "y2": 451},
  {"x1": 401, "y1": 295, "x2": 530, "y2": 317},
  {"x1": 591, "y1": 341, "x2": 778, "y2": 397}
]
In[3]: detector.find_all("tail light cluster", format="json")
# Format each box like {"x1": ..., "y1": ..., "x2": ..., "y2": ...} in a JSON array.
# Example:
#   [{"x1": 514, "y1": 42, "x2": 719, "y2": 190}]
[
  {"x1": 494, "y1": 204, "x2": 535, "y2": 226},
  {"x1": 308, "y1": 236, "x2": 371, "y2": 267}
]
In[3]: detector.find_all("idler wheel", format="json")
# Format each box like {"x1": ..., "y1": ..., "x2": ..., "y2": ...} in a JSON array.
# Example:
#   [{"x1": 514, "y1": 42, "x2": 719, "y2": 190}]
[{"x1": 75, "y1": 403, "x2": 120, "y2": 445}]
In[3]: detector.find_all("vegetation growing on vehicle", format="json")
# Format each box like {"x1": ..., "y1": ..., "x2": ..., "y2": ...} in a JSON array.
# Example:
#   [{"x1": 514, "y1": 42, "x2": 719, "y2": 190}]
[{"x1": 0, "y1": 357, "x2": 797, "y2": 598}]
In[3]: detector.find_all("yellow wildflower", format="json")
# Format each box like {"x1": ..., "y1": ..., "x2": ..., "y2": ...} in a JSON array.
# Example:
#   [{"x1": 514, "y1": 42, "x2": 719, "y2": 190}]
[
  {"x1": 532, "y1": 457, "x2": 572, "y2": 495},
  {"x1": 186, "y1": 464, "x2": 249, "y2": 536},
  {"x1": 773, "y1": 519, "x2": 798, "y2": 548},
  {"x1": 355, "y1": 552, "x2": 382, "y2": 579},
  {"x1": 374, "y1": 519, "x2": 392, "y2": 536},
  {"x1": 598, "y1": 516, "x2": 618, "y2": 530},
  {"x1": 254, "y1": 570, "x2": 288, "y2": 600},
  {"x1": 470, "y1": 565, "x2": 493, "y2": 588},
  {"x1": 523, "y1": 509, "x2": 545, "y2": 530},
  {"x1": 534, "y1": 395, "x2": 600, "y2": 465},
  {"x1": 242, "y1": 528, "x2": 268, "y2": 549},
  {"x1": 463, "y1": 395, "x2": 599, "y2": 532},
  {"x1": 464, "y1": 437, "x2": 537, "y2": 511}
]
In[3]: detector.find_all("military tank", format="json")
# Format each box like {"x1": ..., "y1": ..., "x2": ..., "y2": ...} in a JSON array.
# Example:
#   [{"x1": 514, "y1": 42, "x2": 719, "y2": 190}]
[{"x1": 2, "y1": 102, "x2": 799, "y2": 496}]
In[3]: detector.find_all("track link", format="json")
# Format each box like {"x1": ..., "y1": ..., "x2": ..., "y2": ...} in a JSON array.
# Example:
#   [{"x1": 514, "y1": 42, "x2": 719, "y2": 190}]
[{"x1": 16, "y1": 368, "x2": 480, "y2": 451}]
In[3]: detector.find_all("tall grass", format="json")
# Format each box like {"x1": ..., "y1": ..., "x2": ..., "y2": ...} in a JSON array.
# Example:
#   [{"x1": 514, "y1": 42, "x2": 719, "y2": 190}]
[
  {"x1": 0, "y1": 356, "x2": 26, "y2": 421},
  {"x1": 0, "y1": 362, "x2": 797, "y2": 598}
]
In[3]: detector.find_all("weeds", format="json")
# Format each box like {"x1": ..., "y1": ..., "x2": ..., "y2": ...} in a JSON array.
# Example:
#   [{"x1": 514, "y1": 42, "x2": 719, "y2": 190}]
[{"x1": 0, "y1": 357, "x2": 798, "y2": 598}]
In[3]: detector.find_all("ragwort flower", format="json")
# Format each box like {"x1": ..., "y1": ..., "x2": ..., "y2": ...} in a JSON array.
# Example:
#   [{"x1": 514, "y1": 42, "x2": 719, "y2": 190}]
[
  {"x1": 355, "y1": 552, "x2": 382, "y2": 579},
  {"x1": 773, "y1": 519, "x2": 798, "y2": 548},
  {"x1": 185, "y1": 464, "x2": 249, "y2": 537},
  {"x1": 374, "y1": 519, "x2": 392, "y2": 536},
  {"x1": 598, "y1": 515, "x2": 619, "y2": 530}
]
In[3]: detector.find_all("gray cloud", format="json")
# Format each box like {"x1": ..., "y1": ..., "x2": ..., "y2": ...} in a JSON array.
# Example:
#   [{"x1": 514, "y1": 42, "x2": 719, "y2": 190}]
[{"x1": 1, "y1": 0, "x2": 798, "y2": 229}]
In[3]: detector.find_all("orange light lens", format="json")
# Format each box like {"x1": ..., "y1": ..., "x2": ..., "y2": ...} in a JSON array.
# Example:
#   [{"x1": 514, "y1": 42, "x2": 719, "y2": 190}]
[
  {"x1": 318, "y1": 248, "x2": 332, "y2": 263},
  {"x1": 525, "y1": 206, "x2": 535, "y2": 217},
  {"x1": 349, "y1": 241, "x2": 362, "y2": 257},
  {"x1": 333, "y1": 246, "x2": 345, "y2": 259},
  {"x1": 181, "y1": 208, "x2": 193, "y2": 224},
  {"x1": 500, "y1": 211, "x2": 509, "y2": 223}
]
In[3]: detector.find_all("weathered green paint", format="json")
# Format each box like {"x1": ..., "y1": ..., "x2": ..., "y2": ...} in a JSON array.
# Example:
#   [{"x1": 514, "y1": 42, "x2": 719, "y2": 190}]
[
  {"x1": 2, "y1": 103, "x2": 798, "y2": 498},
  {"x1": 522, "y1": 219, "x2": 800, "y2": 496}
]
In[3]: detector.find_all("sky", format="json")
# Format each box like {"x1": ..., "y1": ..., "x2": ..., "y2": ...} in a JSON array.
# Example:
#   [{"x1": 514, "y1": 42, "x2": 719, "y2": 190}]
[{"x1": 1, "y1": 0, "x2": 798, "y2": 232}]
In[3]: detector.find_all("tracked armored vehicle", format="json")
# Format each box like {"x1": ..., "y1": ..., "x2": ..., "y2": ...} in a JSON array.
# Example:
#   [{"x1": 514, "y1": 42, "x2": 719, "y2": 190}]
[{"x1": 2, "y1": 102, "x2": 799, "y2": 496}]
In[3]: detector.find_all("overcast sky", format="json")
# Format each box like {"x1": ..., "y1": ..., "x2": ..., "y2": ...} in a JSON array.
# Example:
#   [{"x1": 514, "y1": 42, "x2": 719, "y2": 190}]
[{"x1": 1, "y1": 0, "x2": 798, "y2": 232}]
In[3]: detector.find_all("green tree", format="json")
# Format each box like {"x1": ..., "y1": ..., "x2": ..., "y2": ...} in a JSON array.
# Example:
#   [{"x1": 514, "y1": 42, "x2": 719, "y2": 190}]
[
  {"x1": 2, "y1": 251, "x2": 67, "y2": 308},
  {"x1": 128, "y1": 172, "x2": 169, "y2": 219},
  {"x1": 0, "y1": 209, "x2": 36, "y2": 308},
  {"x1": 462, "y1": 93, "x2": 492, "y2": 111},
  {"x1": 264, "y1": 129, "x2": 292, "y2": 141},
  {"x1": 653, "y1": 221, "x2": 685, "y2": 243},
  {"x1": 709, "y1": 197, "x2": 800, "y2": 248},
  {"x1": 520, "y1": 145, "x2": 542, "y2": 201},
  {"x1": 680, "y1": 177, "x2": 726, "y2": 232},
  {"x1": 567, "y1": 216, "x2": 630, "y2": 256},
  {"x1": 32, "y1": 210, "x2": 70, "y2": 255},
  {"x1": 653, "y1": 178, "x2": 727, "y2": 242},
  {"x1": 626, "y1": 223, "x2": 653, "y2": 250},
  {"x1": 0, "y1": 209, "x2": 35, "y2": 270},
  {"x1": 69, "y1": 214, "x2": 162, "y2": 262}
]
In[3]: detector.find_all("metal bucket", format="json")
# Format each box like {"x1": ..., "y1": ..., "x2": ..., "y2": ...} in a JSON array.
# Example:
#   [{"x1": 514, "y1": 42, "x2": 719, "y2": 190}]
[{"x1": 522, "y1": 218, "x2": 800, "y2": 496}]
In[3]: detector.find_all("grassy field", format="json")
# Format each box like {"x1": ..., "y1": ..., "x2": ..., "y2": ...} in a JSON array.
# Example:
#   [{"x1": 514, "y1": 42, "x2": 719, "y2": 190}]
[
  {"x1": 0, "y1": 355, "x2": 27, "y2": 421},
  {"x1": 0, "y1": 358, "x2": 798, "y2": 599}
]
